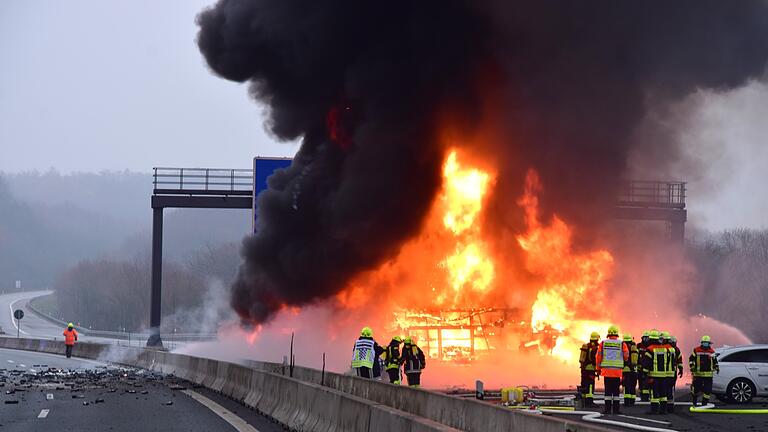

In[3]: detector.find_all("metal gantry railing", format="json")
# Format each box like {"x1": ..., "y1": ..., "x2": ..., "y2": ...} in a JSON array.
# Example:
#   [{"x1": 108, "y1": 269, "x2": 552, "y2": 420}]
[
  {"x1": 617, "y1": 180, "x2": 686, "y2": 209},
  {"x1": 153, "y1": 167, "x2": 254, "y2": 195}
]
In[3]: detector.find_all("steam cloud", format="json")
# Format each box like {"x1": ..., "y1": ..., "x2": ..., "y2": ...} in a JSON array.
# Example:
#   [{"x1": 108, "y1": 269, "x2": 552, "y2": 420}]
[{"x1": 196, "y1": 0, "x2": 768, "y2": 325}]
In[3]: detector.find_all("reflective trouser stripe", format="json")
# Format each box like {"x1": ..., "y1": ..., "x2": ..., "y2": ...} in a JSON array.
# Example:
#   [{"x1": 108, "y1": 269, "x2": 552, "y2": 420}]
[
  {"x1": 624, "y1": 394, "x2": 636, "y2": 399},
  {"x1": 585, "y1": 384, "x2": 593, "y2": 398}
]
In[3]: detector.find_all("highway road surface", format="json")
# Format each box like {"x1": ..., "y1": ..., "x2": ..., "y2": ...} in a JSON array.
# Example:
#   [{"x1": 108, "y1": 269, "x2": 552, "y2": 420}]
[
  {"x1": 0, "y1": 291, "x2": 148, "y2": 346},
  {"x1": 543, "y1": 395, "x2": 768, "y2": 431},
  {"x1": 0, "y1": 348, "x2": 284, "y2": 432}
]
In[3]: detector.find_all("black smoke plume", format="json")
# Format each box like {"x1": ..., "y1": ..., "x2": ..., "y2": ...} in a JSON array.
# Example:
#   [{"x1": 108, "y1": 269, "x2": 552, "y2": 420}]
[{"x1": 196, "y1": 0, "x2": 768, "y2": 324}]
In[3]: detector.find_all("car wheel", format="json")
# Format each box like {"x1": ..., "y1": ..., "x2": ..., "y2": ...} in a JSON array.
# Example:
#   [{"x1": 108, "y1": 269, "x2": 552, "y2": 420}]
[{"x1": 726, "y1": 378, "x2": 756, "y2": 404}]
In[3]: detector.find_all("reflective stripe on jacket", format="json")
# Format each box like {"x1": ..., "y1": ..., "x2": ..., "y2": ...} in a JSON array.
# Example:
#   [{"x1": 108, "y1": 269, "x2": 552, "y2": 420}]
[
  {"x1": 351, "y1": 338, "x2": 375, "y2": 369},
  {"x1": 689, "y1": 346, "x2": 718, "y2": 377},
  {"x1": 384, "y1": 342, "x2": 401, "y2": 370},
  {"x1": 401, "y1": 344, "x2": 425, "y2": 373},
  {"x1": 596, "y1": 337, "x2": 628, "y2": 378},
  {"x1": 580, "y1": 342, "x2": 598, "y2": 371},
  {"x1": 643, "y1": 343, "x2": 672, "y2": 378},
  {"x1": 623, "y1": 341, "x2": 639, "y2": 372}
]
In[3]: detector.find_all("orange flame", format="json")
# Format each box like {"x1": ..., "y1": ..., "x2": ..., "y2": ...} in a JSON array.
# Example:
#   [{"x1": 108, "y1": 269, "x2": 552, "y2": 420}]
[
  {"x1": 437, "y1": 150, "x2": 495, "y2": 306},
  {"x1": 327, "y1": 148, "x2": 615, "y2": 369},
  {"x1": 517, "y1": 170, "x2": 614, "y2": 363}
]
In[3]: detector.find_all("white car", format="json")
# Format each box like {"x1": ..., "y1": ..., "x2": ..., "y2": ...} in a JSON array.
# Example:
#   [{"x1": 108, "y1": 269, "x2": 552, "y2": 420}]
[{"x1": 713, "y1": 344, "x2": 768, "y2": 403}]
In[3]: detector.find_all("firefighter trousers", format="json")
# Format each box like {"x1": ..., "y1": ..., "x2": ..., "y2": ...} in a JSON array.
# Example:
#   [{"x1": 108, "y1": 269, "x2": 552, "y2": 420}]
[
  {"x1": 692, "y1": 377, "x2": 713, "y2": 405},
  {"x1": 405, "y1": 371, "x2": 421, "y2": 387},
  {"x1": 622, "y1": 371, "x2": 637, "y2": 405},
  {"x1": 649, "y1": 377, "x2": 668, "y2": 414},
  {"x1": 386, "y1": 368, "x2": 401, "y2": 384}
]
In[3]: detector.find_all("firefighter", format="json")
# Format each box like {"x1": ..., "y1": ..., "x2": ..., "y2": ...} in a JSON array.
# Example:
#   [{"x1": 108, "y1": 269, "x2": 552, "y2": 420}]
[
  {"x1": 383, "y1": 336, "x2": 403, "y2": 384},
  {"x1": 622, "y1": 334, "x2": 639, "y2": 406},
  {"x1": 689, "y1": 335, "x2": 719, "y2": 407},
  {"x1": 595, "y1": 325, "x2": 629, "y2": 415},
  {"x1": 351, "y1": 327, "x2": 385, "y2": 379},
  {"x1": 636, "y1": 331, "x2": 651, "y2": 402},
  {"x1": 401, "y1": 337, "x2": 426, "y2": 387},
  {"x1": 642, "y1": 330, "x2": 672, "y2": 414},
  {"x1": 63, "y1": 323, "x2": 78, "y2": 358},
  {"x1": 667, "y1": 335, "x2": 683, "y2": 413},
  {"x1": 579, "y1": 332, "x2": 600, "y2": 408}
]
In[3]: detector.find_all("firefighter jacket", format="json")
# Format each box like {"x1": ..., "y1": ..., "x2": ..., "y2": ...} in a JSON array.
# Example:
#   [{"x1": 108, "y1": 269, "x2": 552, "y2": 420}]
[
  {"x1": 63, "y1": 328, "x2": 78, "y2": 346},
  {"x1": 383, "y1": 340, "x2": 401, "y2": 371},
  {"x1": 595, "y1": 336, "x2": 629, "y2": 378},
  {"x1": 579, "y1": 341, "x2": 598, "y2": 372},
  {"x1": 623, "y1": 341, "x2": 639, "y2": 373},
  {"x1": 642, "y1": 341, "x2": 673, "y2": 378},
  {"x1": 689, "y1": 346, "x2": 719, "y2": 377},
  {"x1": 671, "y1": 344, "x2": 683, "y2": 377},
  {"x1": 401, "y1": 343, "x2": 426, "y2": 373},
  {"x1": 351, "y1": 337, "x2": 384, "y2": 369},
  {"x1": 636, "y1": 339, "x2": 649, "y2": 373}
]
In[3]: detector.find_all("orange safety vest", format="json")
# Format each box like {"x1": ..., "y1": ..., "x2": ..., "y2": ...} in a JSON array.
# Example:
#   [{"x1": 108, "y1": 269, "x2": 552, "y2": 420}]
[{"x1": 63, "y1": 328, "x2": 78, "y2": 345}]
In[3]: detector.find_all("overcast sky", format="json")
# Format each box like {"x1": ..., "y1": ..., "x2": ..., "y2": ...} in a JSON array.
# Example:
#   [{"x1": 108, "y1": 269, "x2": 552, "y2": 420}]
[
  {"x1": 1, "y1": 1, "x2": 766, "y2": 231},
  {"x1": 0, "y1": 0, "x2": 296, "y2": 174}
]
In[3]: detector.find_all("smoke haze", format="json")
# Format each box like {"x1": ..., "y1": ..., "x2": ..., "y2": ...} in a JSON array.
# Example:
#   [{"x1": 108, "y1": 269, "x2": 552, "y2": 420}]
[{"x1": 196, "y1": 0, "x2": 768, "y2": 324}]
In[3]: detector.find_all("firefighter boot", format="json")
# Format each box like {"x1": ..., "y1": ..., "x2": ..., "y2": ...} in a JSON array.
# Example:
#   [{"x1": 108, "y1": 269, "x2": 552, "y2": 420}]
[
  {"x1": 702, "y1": 396, "x2": 710, "y2": 406},
  {"x1": 667, "y1": 403, "x2": 675, "y2": 414},
  {"x1": 612, "y1": 400, "x2": 621, "y2": 415},
  {"x1": 660, "y1": 401, "x2": 668, "y2": 414},
  {"x1": 691, "y1": 395, "x2": 698, "y2": 407},
  {"x1": 603, "y1": 400, "x2": 612, "y2": 415}
]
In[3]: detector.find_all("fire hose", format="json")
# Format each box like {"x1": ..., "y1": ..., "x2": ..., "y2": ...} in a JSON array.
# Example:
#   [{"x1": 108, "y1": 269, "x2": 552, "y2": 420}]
[
  {"x1": 526, "y1": 408, "x2": 677, "y2": 432},
  {"x1": 689, "y1": 403, "x2": 768, "y2": 414}
]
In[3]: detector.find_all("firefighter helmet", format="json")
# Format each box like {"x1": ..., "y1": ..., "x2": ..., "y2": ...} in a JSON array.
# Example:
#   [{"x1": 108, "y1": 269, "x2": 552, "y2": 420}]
[
  {"x1": 360, "y1": 327, "x2": 373, "y2": 338},
  {"x1": 701, "y1": 335, "x2": 711, "y2": 343},
  {"x1": 623, "y1": 334, "x2": 633, "y2": 342},
  {"x1": 68, "y1": 323, "x2": 74, "y2": 328},
  {"x1": 392, "y1": 335, "x2": 403, "y2": 343},
  {"x1": 590, "y1": 331, "x2": 600, "y2": 341},
  {"x1": 649, "y1": 330, "x2": 660, "y2": 339},
  {"x1": 607, "y1": 325, "x2": 620, "y2": 336},
  {"x1": 404, "y1": 336, "x2": 413, "y2": 345}
]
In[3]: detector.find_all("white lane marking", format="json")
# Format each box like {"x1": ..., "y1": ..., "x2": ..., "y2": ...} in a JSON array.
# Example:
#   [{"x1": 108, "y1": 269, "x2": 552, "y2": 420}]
[
  {"x1": 182, "y1": 389, "x2": 260, "y2": 432},
  {"x1": 7, "y1": 360, "x2": 14, "y2": 363},
  {"x1": 8, "y1": 298, "x2": 30, "y2": 335},
  {"x1": 29, "y1": 368, "x2": 37, "y2": 373},
  {"x1": 19, "y1": 364, "x2": 26, "y2": 367},
  {"x1": 38, "y1": 409, "x2": 50, "y2": 419},
  {"x1": 46, "y1": 393, "x2": 54, "y2": 400}
]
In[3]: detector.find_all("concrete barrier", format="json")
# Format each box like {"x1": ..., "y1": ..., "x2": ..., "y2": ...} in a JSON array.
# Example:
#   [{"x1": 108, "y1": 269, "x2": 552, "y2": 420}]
[{"x1": 0, "y1": 337, "x2": 611, "y2": 432}]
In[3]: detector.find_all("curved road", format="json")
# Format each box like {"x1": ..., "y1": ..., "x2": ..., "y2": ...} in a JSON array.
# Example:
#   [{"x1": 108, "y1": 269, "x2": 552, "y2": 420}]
[
  {"x1": 0, "y1": 291, "x2": 144, "y2": 345},
  {"x1": 0, "y1": 348, "x2": 283, "y2": 432}
]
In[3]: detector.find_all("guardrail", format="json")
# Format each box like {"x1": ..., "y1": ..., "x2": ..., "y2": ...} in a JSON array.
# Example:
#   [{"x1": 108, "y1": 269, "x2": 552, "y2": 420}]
[
  {"x1": 153, "y1": 167, "x2": 253, "y2": 195},
  {"x1": 618, "y1": 180, "x2": 686, "y2": 209},
  {"x1": 26, "y1": 295, "x2": 216, "y2": 344}
]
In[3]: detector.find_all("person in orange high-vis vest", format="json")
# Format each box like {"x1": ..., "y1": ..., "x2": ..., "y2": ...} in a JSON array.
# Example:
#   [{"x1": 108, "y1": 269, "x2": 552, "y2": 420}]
[
  {"x1": 595, "y1": 325, "x2": 629, "y2": 415},
  {"x1": 63, "y1": 323, "x2": 78, "y2": 358}
]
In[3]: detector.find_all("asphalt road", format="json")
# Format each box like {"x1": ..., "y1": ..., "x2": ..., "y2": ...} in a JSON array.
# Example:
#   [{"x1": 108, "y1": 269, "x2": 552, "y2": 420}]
[
  {"x1": 544, "y1": 394, "x2": 768, "y2": 431},
  {"x1": 0, "y1": 291, "x2": 146, "y2": 346},
  {"x1": 0, "y1": 348, "x2": 285, "y2": 432}
]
